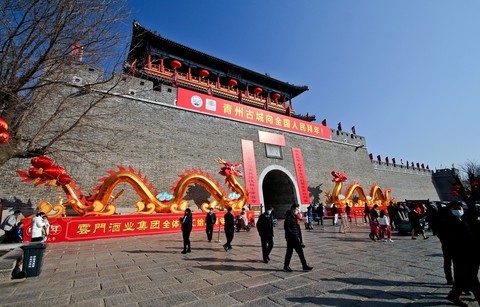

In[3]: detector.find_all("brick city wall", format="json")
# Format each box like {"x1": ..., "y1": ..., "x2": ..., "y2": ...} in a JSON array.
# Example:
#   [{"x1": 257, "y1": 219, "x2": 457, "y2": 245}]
[{"x1": 0, "y1": 64, "x2": 440, "y2": 212}]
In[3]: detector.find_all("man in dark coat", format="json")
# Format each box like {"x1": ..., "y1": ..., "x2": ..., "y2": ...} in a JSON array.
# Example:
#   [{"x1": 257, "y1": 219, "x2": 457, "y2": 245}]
[
  {"x1": 205, "y1": 207, "x2": 217, "y2": 242},
  {"x1": 257, "y1": 207, "x2": 274, "y2": 263},
  {"x1": 223, "y1": 207, "x2": 235, "y2": 251},
  {"x1": 444, "y1": 201, "x2": 480, "y2": 306},
  {"x1": 283, "y1": 204, "x2": 313, "y2": 272},
  {"x1": 180, "y1": 208, "x2": 193, "y2": 254}
]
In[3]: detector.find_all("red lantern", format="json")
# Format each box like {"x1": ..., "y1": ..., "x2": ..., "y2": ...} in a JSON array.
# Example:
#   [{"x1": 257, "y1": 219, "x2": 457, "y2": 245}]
[
  {"x1": 272, "y1": 93, "x2": 281, "y2": 100},
  {"x1": 31, "y1": 156, "x2": 54, "y2": 169},
  {"x1": 228, "y1": 79, "x2": 238, "y2": 87},
  {"x1": 57, "y1": 174, "x2": 72, "y2": 185},
  {"x1": 199, "y1": 69, "x2": 209, "y2": 78},
  {"x1": 170, "y1": 60, "x2": 182, "y2": 69},
  {"x1": 28, "y1": 167, "x2": 40, "y2": 178},
  {"x1": 43, "y1": 165, "x2": 66, "y2": 179},
  {"x1": 254, "y1": 87, "x2": 262, "y2": 94},
  {"x1": 0, "y1": 118, "x2": 8, "y2": 132},
  {"x1": 0, "y1": 131, "x2": 9, "y2": 144}
]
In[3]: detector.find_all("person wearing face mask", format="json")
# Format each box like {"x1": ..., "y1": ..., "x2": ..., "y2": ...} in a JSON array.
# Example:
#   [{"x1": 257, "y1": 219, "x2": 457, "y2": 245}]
[
  {"x1": 256, "y1": 207, "x2": 274, "y2": 263},
  {"x1": 205, "y1": 207, "x2": 217, "y2": 242},
  {"x1": 444, "y1": 201, "x2": 480, "y2": 306},
  {"x1": 283, "y1": 204, "x2": 313, "y2": 272}
]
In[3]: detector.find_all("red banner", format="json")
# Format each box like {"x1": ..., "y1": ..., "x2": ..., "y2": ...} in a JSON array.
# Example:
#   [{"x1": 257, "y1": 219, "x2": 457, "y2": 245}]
[
  {"x1": 292, "y1": 148, "x2": 310, "y2": 204},
  {"x1": 241, "y1": 139, "x2": 260, "y2": 205},
  {"x1": 177, "y1": 88, "x2": 331, "y2": 140},
  {"x1": 20, "y1": 211, "x2": 254, "y2": 243}
]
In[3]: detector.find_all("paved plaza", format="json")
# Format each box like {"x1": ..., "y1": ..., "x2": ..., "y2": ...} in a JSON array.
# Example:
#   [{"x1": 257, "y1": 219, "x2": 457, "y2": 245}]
[{"x1": 0, "y1": 219, "x2": 477, "y2": 306}]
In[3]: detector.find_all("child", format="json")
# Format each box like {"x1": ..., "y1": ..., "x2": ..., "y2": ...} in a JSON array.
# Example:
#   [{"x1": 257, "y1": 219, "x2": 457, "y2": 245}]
[
  {"x1": 13, "y1": 221, "x2": 24, "y2": 243},
  {"x1": 369, "y1": 219, "x2": 380, "y2": 241},
  {"x1": 378, "y1": 210, "x2": 394, "y2": 242}
]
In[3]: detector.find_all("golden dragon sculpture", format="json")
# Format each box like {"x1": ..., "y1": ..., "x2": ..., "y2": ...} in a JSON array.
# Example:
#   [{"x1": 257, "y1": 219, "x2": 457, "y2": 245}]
[
  {"x1": 17, "y1": 156, "x2": 248, "y2": 217},
  {"x1": 325, "y1": 171, "x2": 395, "y2": 207}
]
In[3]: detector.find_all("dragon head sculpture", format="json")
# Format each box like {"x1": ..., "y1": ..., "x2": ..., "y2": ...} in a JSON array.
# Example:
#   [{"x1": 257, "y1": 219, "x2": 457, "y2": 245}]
[
  {"x1": 216, "y1": 157, "x2": 243, "y2": 178},
  {"x1": 331, "y1": 171, "x2": 347, "y2": 183}
]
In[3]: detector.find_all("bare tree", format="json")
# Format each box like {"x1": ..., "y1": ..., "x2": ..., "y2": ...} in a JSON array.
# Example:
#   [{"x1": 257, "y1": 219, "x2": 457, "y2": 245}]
[
  {"x1": 452, "y1": 160, "x2": 480, "y2": 206},
  {"x1": 0, "y1": 0, "x2": 130, "y2": 166}
]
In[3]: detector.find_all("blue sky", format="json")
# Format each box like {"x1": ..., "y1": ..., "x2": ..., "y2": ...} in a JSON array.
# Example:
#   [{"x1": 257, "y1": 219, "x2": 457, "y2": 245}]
[{"x1": 127, "y1": 0, "x2": 480, "y2": 170}]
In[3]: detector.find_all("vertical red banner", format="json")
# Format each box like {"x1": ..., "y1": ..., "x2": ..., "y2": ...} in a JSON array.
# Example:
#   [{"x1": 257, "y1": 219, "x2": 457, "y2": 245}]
[
  {"x1": 292, "y1": 148, "x2": 310, "y2": 204},
  {"x1": 241, "y1": 139, "x2": 260, "y2": 205}
]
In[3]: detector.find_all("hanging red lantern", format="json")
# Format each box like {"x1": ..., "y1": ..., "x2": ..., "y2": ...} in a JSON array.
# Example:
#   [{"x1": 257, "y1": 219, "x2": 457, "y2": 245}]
[
  {"x1": 0, "y1": 118, "x2": 8, "y2": 132},
  {"x1": 199, "y1": 69, "x2": 209, "y2": 78},
  {"x1": 170, "y1": 59, "x2": 182, "y2": 69},
  {"x1": 0, "y1": 131, "x2": 10, "y2": 144},
  {"x1": 253, "y1": 87, "x2": 262, "y2": 94},
  {"x1": 272, "y1": 93, "x2": 281, "y2": 100},
  {"x1": 43, "y1": 165, "x2": 67, "y2": 179},
  {"x1": 228, "y1": 79, "x2": 238, "y2": 87},
  {"x1": 31, "y1": 156, "x2": 54, "y2": 169},
  {"x1": 57, "y1": 174, "x2": 72, "y2": 186}
]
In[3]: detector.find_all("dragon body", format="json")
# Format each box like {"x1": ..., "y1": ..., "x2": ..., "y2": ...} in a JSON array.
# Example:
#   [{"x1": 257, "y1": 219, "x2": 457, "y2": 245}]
[
  {"x1": 18, "y1": 157, "x2": 248, "y2": 217},
  {"x1": 326, "y1": 171, "x2": 395, "y2": 207}
]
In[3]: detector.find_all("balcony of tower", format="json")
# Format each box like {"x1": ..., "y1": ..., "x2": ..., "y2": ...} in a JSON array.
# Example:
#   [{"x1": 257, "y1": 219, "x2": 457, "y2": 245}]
[{"x1": 141, "y1": 62, "x2": 296, "y2": 116}]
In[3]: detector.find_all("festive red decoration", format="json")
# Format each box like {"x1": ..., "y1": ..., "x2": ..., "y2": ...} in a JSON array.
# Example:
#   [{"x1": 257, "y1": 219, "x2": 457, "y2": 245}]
[
  {"x1": 43, "y1": 166, "x2": 67, "y2": 179},
  {"x1": 228, "y1": 79, "x2": 238, "y2": 87},
  {"x1": 31, "y1": 156, "x2": 54, "y2": 169},
  {"x1": 331, "y1": 171, "x2": 347, "y2": 183},
  {"x1": 451, "y1": 190, "x2": 459, "y2": 196},
  {"x1": 199, "y1": 69, "x2": 209, "y2": 78},
  {"x1": 253, "y1": 87, "x2": 262, "y2": 94},
  {"x1": 0, "y1": 118, "x2": 8, "y2": 132},
  {"x1": 170, "y1": 60, "x2": 182, "y2": 69},
  {"x1": 0, "y1": 131, "x2": 10, "y2": 143},
  {"x1": 57, "y1": 174, "x2": 72, "y2": 185},
  {"x1": 272, "y1": 93, "x2": 281, "y2": 100}
]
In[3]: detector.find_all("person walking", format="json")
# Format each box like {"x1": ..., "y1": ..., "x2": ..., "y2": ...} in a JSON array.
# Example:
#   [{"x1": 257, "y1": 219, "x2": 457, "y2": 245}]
[
  {"x1": 256, "y1": 207, "x2": 274, "y2": 263},
  {"x1": 331, "y1": 203, "x2": 338, "y2": 225},
  {"x1": 444, "y1": 201, "x2": 480, "y2": 306},
  {"x1": 180, "y1": 208, "x2": 192, "y2": 254},
  {"x1": 370, "y1": 204, "x2": 380, "y2": 222},
  {"x1": 1, "y1": 210, "x2": 22, "y2": 243},
  {"x1": 316, "y1": 203, "x2": 324, "y2": 226},
  {"x1": 283, "y1": 204, "x2": 313, "y2": 272},
  {"x1": 205, "y1": 207, "x2": 217, "y2": 242},
  {"x1": 31, "y1": 212, "x2": 46, "y2": 242},
  {"x1": 345, "y1": 204, "x2": 352, "y2": 222},
  {"x1": 223, "y1": 207, "x2": 235, "y2": 251},
  {"x1": 409, "y1": 204, "x2": 428, "y2": 240},
  {"x1": 378, "y1": 210, "x2": 393, "y2": 242},
  {"x1": 363, "y1": 203, "x2": 370, "y2": 223}
]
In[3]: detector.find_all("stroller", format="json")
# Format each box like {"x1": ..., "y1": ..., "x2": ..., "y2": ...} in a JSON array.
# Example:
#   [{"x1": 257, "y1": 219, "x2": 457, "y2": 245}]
[{"x1": 235, "y1": 215, "x2": 250, "y2": 232}]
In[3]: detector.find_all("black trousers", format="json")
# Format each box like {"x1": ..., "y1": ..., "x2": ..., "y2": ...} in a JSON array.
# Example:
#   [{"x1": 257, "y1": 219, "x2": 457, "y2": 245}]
[
  {"x1": 225, "y1": 230, "x2": 234, "y2": 248},
  {"x1": 441, "y1": 241, "x2": 453, "y2": 282},
  {"x1": 451, "y1": 257, "x2": 480, "y2": 300},
  {"x1": 284, "y1": 239, "x2": 307, "y2": 268},
  {"x1": 206, "y1": 224, "x2": 214, "y2": 241},
  {"x1": 182, "y1": 231, "x2": 191, "y2": 251},
  {"x1": 2, "y1": 230, "x2": 15, "y2": 243},
  {"x1": 260, "y1": 235, "x2": 274, "y2": 261}
]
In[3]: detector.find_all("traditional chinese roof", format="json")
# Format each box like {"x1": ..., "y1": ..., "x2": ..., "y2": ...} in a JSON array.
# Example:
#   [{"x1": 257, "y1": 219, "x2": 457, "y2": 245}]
[{"x1": 127, "y1": 21, "x2": 308, "y2": 100}]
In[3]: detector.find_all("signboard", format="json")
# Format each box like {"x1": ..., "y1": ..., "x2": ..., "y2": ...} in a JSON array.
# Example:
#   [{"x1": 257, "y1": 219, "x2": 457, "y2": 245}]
[
  {"x1": 292, "y1": 148, "x2": 311, "y2": 204},
  {"x1": 177, "y1": 88, "x2": 331, "y2": 140},
  {"x1": 241, "y1": 139, "x2": 260, "y2": 205},
  {"x1": 21, "y1": 211, "x2": 254, "y2": 243}
]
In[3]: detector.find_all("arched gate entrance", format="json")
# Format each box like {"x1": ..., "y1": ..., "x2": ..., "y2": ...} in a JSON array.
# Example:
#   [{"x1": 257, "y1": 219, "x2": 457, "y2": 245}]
[{"x1": 260, "y1": 168, "x2": 299, "y2": 216}]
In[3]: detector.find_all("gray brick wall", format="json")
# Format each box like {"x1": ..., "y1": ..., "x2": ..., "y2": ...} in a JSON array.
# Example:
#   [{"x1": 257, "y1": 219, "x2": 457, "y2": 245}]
[{"x1": 0, "y1": 64, "x2": 440, "y2": 212}]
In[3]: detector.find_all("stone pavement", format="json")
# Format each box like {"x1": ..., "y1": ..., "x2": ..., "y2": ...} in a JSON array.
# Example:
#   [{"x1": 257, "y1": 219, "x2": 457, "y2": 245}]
[{"x1": 0, "y1": 219, "x2": 477, "y2": 307}]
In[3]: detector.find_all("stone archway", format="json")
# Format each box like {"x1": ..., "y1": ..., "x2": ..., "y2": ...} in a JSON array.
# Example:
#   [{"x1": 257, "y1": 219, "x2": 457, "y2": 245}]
[{"x1": 260, "y1": 168, "x2": 298, "y2": 217}]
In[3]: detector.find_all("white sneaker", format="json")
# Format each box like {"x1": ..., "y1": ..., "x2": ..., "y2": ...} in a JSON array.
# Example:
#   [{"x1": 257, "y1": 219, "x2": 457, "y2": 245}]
[{"x1": 388, "y1": 239, "x2": 394, "y2": 242}]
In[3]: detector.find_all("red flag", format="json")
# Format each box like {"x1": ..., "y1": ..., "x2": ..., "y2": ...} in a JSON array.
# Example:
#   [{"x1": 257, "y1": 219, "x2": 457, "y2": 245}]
[
  {"x1": 306, "y1": 113, "x2": 310, "y2": 122},
  {"x1": 70, "y1": 43, "x2": 83, "y2": 61},
  {"x1": 237, "y1": 91, "x2": 242, "y2": 103},
  {"x1": 130, "y1": 59, "x2": 137, "y2": 76},
  {"x1": 369, "y1": 153, "x2": 373, "y2": 160},
  {"x1": 207, "y1": 85, "x2": 212, "y2": 95},
  {"x1": 351, "y1": 126, "x2": 356, "y2": 134},
  {"x1": 321, "y1": 119, "x2": 327, "y2": 126},
  {"x1": 377, "y1": 155, "x2": 381, "y2": 163},
  {"x1": 392, "y1": 158, "x2": 396, "y2": 166},
  {"x1": 337, "y1": 122, "x2": 342, "y2": 131},
  {"x1": 385, "y1": 157, "x2": 389, "y2": 166},
  {"x1": 171, "y1": 71, "x2": 178, "y2": 87},
  {"x1": 285, "y1": 106, "x2": 291, "y2": 116}
]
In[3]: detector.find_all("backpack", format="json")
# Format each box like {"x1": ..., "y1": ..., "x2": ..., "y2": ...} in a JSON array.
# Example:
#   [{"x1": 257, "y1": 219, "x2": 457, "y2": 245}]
[{"x1": 0, "y1": 215, "x2": 13, "y2": 230}]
